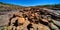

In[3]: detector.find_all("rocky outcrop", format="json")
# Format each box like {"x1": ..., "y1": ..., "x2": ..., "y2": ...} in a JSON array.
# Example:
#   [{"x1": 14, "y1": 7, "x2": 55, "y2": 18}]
[{"x1": 0, "y1": 7, "x2": 60, "y2": 30}]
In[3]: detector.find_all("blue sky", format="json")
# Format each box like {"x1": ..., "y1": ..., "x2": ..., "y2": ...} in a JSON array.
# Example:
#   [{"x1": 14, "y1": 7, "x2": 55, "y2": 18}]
[{"x1": 0, "y1": 0, "x2": 60, "y2": 6}]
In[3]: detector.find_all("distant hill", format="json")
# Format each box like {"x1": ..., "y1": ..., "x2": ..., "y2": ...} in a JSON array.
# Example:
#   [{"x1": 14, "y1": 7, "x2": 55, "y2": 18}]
[
  {"x1": 35, "y1": 4, "x2": 60, "y2": 10},
  {"x1": 0, "y1": 2, "x2": 24, "y2": 11},
  {"x1": 0, "y1": 2, "x2": 23, "y2": 7}
]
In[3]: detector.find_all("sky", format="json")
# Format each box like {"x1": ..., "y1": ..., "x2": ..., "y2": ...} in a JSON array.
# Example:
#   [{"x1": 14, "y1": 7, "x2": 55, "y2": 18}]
[{"x1": 0, "y1": 0, "x2": 60, "y2": 6}]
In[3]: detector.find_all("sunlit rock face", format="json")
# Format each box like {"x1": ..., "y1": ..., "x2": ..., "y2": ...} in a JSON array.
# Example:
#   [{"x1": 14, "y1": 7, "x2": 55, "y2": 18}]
[{"x1": 0, "y1": 7, "x2": 60, "y2": 30}]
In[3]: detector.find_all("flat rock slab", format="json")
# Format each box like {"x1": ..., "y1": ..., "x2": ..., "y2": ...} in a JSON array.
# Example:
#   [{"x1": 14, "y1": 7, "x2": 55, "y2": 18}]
[{"x1": 0, "y1": 15, "x2": 9, "y2": 26}]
